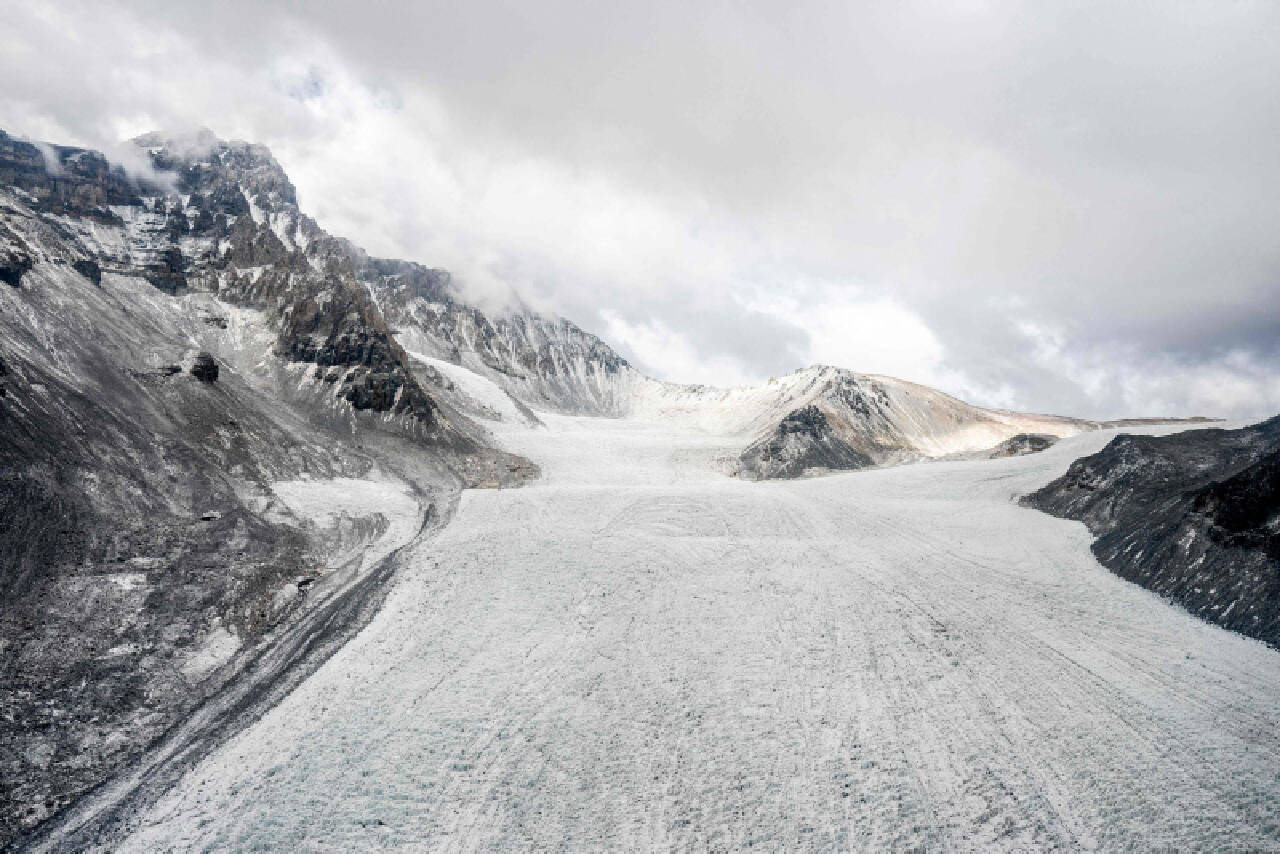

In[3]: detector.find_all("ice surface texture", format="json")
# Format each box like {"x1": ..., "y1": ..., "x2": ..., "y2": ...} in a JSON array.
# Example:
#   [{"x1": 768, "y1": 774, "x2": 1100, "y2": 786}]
[{"x1": 119, "y1": 417, "x2": 1280, "y2": 852}]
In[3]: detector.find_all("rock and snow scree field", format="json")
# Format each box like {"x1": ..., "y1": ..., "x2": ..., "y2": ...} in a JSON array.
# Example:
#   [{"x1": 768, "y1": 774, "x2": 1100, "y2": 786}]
[{"x1": 115, "y1": 407, "x2": 1280, "y2": 852}]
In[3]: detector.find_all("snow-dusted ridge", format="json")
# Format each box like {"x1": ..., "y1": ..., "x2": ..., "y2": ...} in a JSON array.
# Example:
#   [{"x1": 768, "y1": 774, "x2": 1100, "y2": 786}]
[
  {"x1": 376, "y1": 299, "x2": 1198, "y2": 479},
  {"x1": 631, "y1": 364, "x2": 1090, "y2": 441},
  {"x1": 370, "y1": 258, "x2": 1204, "y2": 480}
]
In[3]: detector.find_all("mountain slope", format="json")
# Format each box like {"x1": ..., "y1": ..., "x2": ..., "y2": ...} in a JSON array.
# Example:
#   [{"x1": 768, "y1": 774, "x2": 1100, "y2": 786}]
[
  {"x1": 0, "y1": 128, "x2": 535, "y2": 845},
  {"x1": 373, "y1": 295, "x2": 1106, "y2": 477},
  {"x1": 1022, "y1": 417, "x2": 1280, "y2": 647},
  {"x1": 717, "y1": 367, "x2": 1097, "y2": 478}
]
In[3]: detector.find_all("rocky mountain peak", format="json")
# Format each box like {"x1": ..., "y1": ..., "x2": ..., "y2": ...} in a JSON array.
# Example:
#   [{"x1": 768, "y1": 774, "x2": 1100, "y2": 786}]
[
  {"x1": 132, "y1": 129, "x2": 298, "y2": 212},
  {"x1": 0, "y1": 127, "x2": 461, "y2": 433}
]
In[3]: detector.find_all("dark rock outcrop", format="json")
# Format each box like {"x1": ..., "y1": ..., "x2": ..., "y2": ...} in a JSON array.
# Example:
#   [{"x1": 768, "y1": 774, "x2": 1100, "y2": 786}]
[
  {"x1": 987, "y1": 433, "x2": 1057, "y2": 458},
  {"x1": 738, "y1": 405, "x2": 874, "y2": 479},
  {"x1": 72, "y1": 258, "x2": 101, "y2": 286},
  {"x1": 275, "y1": 283, "x2": 437, "y2": 422},
  {"x1": 190, "y1": 352, "x2": 219, "y2": 382},
  {"x1": 0, "y1": 252, "x2": 30, "y2": 287},
  {"x1": 1192, "y1": 448, "x2": 1280, "y2": 560},
  {"x1": 146, "y1": 246, "x2": 187, "y2": 294},
  {"x1": 1023, "y1": 417, "x2": 1280, "y2": 647}
]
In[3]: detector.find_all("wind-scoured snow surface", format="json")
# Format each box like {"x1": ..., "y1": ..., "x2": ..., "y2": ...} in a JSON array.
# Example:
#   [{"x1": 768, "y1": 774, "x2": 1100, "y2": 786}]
[{"x1": 118, "y1": 416, "x2": 1280, "y2": 852}]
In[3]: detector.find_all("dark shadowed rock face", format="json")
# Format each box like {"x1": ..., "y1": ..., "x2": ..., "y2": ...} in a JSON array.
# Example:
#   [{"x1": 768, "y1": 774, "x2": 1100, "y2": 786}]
[
  {"x1": 276, "y1": 284, "x2": 439, "y2": 421},
  {"x1": 146, "y1": 245, "x2": 187, "y2": 294},
  {"x1": 1023, "y1": 417, "x2": 1280, "y2": 647},
  {"x1": 738, "y1": 405, "x2": 875, "y2": 479},
  {"x1": 71, "y1": 258, "x2": 101, "y2": 286},
  {"x1": 1193, "y1": 449, "x2": 1280, "y2": 560}
]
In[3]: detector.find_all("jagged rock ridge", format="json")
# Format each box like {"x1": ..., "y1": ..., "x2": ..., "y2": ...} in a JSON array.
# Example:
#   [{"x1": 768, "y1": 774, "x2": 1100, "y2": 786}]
[{"x1": 370, "y1": 273, "x2": 637, "y2": 416}]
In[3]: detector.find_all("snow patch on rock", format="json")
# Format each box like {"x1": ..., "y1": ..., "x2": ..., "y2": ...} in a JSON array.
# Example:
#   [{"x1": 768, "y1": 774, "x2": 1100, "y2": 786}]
[{"x1": 406, "y1": 350, "x2": 537, "y2": 426}]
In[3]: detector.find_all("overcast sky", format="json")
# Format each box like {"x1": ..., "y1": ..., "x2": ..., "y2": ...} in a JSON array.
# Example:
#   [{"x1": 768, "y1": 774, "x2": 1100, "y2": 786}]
[{"x1": 3, "y1": 0, "x2": 1278, "y2": 418}]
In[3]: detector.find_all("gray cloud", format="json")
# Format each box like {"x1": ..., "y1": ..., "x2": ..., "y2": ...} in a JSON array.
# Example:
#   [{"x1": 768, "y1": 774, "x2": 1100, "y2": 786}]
[{"x1": 2, "y1": 0, "x2": 1278, "y2": 418}]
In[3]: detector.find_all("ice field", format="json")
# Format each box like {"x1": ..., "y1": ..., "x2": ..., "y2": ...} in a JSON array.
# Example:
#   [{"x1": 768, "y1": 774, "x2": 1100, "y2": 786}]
[{"x1": 119, "y1": 415, "x2": 1280, "y2": 852}]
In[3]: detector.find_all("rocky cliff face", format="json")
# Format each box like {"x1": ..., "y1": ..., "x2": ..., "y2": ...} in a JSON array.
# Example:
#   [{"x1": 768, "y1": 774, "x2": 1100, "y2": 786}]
[
  {"x1": 1022, "y1": 417, "x2": 1280, "y2": 647},
  {"x1": 0, "y1": 131, "x2": 144, "y2": 221},
  {"x1": 0, "y1": 128, "x2": 535, "y2": 846}
]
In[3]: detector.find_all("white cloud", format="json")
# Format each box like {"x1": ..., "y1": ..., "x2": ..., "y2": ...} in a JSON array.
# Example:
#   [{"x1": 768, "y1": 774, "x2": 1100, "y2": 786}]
[
  {"x1": 2, "y1": 0, "x2": 1278, "y2": 420},
  {"x1": 600, "y1": 311, "x2": 758, "y2": 388},
  {"x1": 28, "y1": 139, "x2": 61, "y2": 176},
  {"x1": 1015, "y1": 320, "x2": 1280, "y2": 420}
]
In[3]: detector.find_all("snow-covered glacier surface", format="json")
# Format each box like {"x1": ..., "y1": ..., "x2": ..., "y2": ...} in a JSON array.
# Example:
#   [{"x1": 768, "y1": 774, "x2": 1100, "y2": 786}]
[{"x1": 119, "y1": 416, "x2": 1280, "y2": 852}]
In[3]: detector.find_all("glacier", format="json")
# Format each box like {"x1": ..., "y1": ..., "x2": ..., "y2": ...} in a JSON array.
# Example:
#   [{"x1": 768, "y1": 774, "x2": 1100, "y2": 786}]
[{"x1": 104, "y1": 404, "x2": 1280, "y2": 852}]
